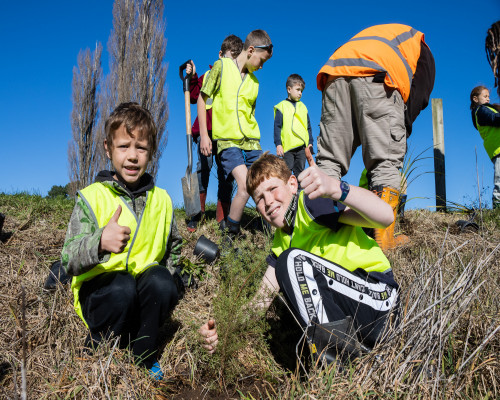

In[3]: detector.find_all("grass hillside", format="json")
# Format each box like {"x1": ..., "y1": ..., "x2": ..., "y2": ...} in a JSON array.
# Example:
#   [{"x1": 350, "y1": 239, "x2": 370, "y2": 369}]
[{"x1": 0, "y1": 193, "x2": 498, "y2": 399}]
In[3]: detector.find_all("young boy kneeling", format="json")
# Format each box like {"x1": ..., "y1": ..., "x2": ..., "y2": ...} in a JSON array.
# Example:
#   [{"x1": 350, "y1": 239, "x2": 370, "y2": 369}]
[
  {"x1": 61, "y1": 103, "x2": 182, "y2": 379},
  {"x1": 201, "y1": 153, "x2": 400, "y2": 363}
]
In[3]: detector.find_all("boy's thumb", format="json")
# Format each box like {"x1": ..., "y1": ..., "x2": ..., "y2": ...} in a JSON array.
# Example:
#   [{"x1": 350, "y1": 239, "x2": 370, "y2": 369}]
[
  {"x1": 208, "y1": 319, "x2": 215, "y2": 329},
  {"x1": 111, "y1": 205, "x2": 122, "y2": 223}
]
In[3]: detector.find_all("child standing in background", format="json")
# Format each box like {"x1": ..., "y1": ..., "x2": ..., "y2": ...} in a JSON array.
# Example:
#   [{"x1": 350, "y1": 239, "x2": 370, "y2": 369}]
[
  {"x1": 274, "y1": 74, "x2": 313, "y2": 179},
  {"x1": 470, "y1": 86, "x2": 500, "y2": 209},
  {"x1": 197, "y1": 30, "x2": 273, "y2": 241},
  {"x1": 185, "y1": 35, "x2": 243, "y2": 232}
]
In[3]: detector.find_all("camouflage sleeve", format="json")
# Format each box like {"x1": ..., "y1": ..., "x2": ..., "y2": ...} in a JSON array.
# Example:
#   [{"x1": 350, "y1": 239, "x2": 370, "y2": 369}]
[
  {"x1": 200, "y1": 59, "x2": 221, "y2": 98},
  {"x1": 161, "y1": 212, "x2": 183, "y2": 274},
  {"x1": 61, "y1": 196, "x2": 110, "y2": 276}
]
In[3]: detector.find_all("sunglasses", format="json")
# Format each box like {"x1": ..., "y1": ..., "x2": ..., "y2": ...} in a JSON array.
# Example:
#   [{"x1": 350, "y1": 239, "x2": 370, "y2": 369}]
[{"x1": 254, "y1": 43, "x2": 273, "y2": 53}]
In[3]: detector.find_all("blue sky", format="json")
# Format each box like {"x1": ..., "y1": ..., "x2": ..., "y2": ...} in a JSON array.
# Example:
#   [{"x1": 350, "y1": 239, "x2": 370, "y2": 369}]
[{"x1": 1, "y1": 1, "x2": 499, "y2": 211}]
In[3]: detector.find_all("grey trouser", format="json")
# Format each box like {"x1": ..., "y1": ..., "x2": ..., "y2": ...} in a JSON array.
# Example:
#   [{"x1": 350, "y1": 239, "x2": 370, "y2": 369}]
[{"x1": 316, "y1": 76, "x2": 407, "y2": 191}]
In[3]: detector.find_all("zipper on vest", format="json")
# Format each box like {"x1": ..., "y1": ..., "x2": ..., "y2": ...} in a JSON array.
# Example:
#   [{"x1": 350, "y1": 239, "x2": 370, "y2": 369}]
[{"x1": 124, "y1": 191, "x2": 148, "y2": 271}]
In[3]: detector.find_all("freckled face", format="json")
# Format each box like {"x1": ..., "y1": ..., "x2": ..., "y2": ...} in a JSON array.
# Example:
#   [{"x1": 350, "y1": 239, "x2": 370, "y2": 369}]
[
  {"x1": 253, "y1": 175, "x2": 297, "y2": 229},
  {"x1": 105, "y1": 124, "x2": 150, "y2": 190}
]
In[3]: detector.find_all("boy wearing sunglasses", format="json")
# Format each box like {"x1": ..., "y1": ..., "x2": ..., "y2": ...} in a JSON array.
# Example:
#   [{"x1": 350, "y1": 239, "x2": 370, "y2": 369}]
[{"x1": 197, "y1": 29, "x2": 273, "y2": 244}]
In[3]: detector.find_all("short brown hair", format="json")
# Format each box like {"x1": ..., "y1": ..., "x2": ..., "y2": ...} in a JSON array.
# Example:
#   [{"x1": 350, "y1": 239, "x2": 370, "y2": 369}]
[
  {"x1": 243, "y1": 29, "x2": 272, "y2": 53},
  {"x1": 220, "y1": 34, "x2": 243, "y2": 58},
  {"x1": 246, "y1": 152, "x2": 291, "y2": 198},
  {"x1": 104, "y1": 102, "x2": 158, "y2": 158},
  {"x1": 286, "y1": 74, "x2": 305, "y2": 90}
]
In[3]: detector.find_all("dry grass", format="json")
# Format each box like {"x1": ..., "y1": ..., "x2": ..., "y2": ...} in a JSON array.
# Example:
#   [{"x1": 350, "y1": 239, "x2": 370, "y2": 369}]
[{"x1": 0, "y1": 193, "x2": 498, "y2": 399}]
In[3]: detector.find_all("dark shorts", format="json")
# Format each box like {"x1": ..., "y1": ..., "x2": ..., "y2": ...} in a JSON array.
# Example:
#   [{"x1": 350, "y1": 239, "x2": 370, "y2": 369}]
[{"x1": 220, "y1": 147, "x2": 262, "y2": 179}]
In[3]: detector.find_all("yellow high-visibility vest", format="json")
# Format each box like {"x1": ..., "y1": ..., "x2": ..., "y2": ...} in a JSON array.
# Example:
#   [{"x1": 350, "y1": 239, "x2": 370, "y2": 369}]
[
  {"x1": 272, "y1": 191, "x2": 391, "y2": 274},
  {"x1": 71, "y1": 182, "x2": 173, "y2": 326},
  {"x1": 274, "y1": 100, "x2": 309, "y2": 152},
  {"x1": 212, "y1": 58, "x2": 260, "y2": 142},
  {"x1": 474, "y1": 105, "x2": 500, "y2": 160}
]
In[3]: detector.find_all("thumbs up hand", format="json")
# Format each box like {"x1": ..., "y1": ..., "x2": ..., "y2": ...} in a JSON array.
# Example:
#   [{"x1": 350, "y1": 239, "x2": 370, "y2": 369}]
[
  {"x1": 99, "y1": 205, "x2": 131, "y2": 254},
  {"x1": 298, "y1": 151, "x2": 342, "y2": 201}
]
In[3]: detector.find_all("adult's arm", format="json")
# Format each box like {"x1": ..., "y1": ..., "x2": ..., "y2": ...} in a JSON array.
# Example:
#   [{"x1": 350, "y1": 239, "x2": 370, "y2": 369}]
[{"x1": 405, "y1": 42, "x2": 436, "y2": 136}]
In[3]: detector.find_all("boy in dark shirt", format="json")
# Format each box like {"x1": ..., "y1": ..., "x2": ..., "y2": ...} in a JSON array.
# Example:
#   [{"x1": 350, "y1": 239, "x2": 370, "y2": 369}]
[
  {"x1": 200, "y1": 152, "x2": 400, "y2": 363},
  {"x1": 274, "y1": 74, "x2": 313, "y2": 179}
]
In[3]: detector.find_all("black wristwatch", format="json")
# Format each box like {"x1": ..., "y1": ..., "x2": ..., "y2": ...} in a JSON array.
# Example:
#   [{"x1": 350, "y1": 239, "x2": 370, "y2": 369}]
[{"x1": 339, "y1": 181, "x2": 350, "y2": 202}]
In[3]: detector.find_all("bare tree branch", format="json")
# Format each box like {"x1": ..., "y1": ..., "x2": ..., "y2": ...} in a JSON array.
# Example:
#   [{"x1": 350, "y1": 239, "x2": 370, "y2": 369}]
[
  {"x1": 105, "y1": 0, "x2": 169, "y2": 179},
  {"x1": 68, "y1": 43, "x2": 103, "y2": 190}
]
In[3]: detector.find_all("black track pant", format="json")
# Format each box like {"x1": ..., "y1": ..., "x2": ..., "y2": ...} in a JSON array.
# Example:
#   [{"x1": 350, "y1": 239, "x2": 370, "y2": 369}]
[
  {"x1": 283, "y1": 147, "x2": 307, "y2": 179},
  {"x1": 79, "y1": 266, "x2": 178, "y2": 368},
  {"x1": 275, "y1": 248, "x2": 399, "y2": 348}
]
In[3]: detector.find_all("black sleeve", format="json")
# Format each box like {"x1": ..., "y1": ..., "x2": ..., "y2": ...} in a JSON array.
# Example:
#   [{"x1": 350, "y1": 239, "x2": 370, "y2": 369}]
[
  {"x1": 307, "y1": 114, "x2": 314, "y2": 149},
  {"x1": 405, "y1": 42, "x2": 436, "y2": 137},
  {"x1": 274, "y1": 109, "x2": 283, "y2": 146},
  {"x1": 304, "y1": 195, "x2": 345, "y2": 231},
  {"x1": 266, "y1": 252, "x2": 278, "y2": 268},
  {"x1": 476, "y1": 105, "x2": 500, "y2": 127}
]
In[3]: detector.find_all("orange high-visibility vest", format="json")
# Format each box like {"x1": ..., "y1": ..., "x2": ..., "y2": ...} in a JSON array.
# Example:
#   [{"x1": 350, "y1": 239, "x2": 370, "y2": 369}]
[{"x1": 317, "y1": 24, "x2": 426, "y2": 102}]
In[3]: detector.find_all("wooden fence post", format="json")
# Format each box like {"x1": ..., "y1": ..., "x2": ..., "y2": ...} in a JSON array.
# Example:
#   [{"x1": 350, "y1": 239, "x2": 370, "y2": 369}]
[{"x1": 432, "y1": 98, "x2": 446, "y2": 211}]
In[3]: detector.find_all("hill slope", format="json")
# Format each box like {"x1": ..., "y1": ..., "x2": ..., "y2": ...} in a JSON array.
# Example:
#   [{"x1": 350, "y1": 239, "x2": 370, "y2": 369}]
[{"x1": 0, "y1": 193, "x2": 498, "y2": 399}]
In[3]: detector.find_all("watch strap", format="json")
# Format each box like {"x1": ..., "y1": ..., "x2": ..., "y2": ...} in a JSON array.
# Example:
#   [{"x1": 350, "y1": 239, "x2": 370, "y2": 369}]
[{"x1": 339, "y1": 181, "x2": 349, "y2": 202}]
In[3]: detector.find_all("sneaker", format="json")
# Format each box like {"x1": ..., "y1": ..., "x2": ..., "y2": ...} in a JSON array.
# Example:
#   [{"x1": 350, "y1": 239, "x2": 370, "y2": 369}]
[{"x1": 148, "y1": 361, "x2": 164, "y2": 381}]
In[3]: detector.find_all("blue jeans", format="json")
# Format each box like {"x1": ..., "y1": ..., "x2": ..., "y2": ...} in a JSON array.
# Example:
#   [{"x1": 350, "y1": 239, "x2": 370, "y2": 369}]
[{"x1": 195, "y1": 136, "x2": 233, "y2": 203}]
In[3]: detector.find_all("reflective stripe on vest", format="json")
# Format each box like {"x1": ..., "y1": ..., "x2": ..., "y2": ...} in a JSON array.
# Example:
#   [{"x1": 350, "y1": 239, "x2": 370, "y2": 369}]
[
  {"x1": 274, "y1": 100, "x2": 309, "y2": 152},
  {"x1": 212, "y1": 57, "x2": 260, "y2": 141},
  {"x1": 71, "y1": 183, "x2": 173, "y2": 326},
  {"x1": 475, "y1": 106, "x2": 500, "y2": 160},
  {"x1": 272, "y1": 191, "x2": 391, "y2": 274},
  {"x1": 317, "y1": 24, "x2": 425, "y2": 102}
]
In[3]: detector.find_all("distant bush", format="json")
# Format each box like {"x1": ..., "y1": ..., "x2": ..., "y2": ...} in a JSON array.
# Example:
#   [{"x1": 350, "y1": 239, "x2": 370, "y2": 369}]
[{"x1": 47, "y1": 184, "x2": 70, "y2": 199}]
